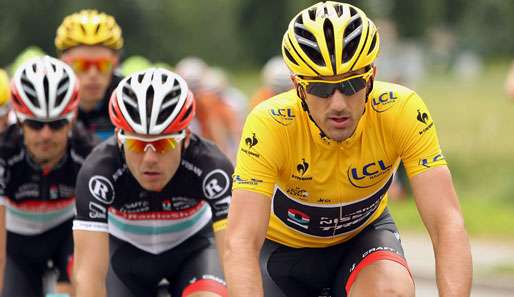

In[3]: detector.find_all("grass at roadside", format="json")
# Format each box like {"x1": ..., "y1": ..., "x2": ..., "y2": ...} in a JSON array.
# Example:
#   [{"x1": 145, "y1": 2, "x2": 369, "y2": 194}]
[{"x1": 389, "y1": 196, "x2": 514, "y2": 238}]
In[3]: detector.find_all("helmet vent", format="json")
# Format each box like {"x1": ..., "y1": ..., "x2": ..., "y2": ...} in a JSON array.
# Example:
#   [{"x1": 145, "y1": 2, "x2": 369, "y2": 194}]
[
  {"x1": 137, "y1": 73, "x2": 145, "y2": 83},
  {"x1": 122, "y1": 84, "x2": 141, "y2": 125},
  {"x1": 307, "y1": 8, "x2": 316, "y2": 21},
  {"x1": 180, "y1": 103, "x2": 193, "y2": 123},
  {"x1": 145, "y1": 86, "x2": 155, "y2": 131},
  {"x1": 334, "y1": 4, "x2": 344, "y2": 17},
  {"x1": 368, "y1": 31, "x2": 377, "y2": 55},
  {"x1": 323, "y1": 19, "x2": 336, "y2": 72},
  {"x1": 20, "y1": 73, "x2": 39, "y2": 108},
  {"x1": 43, "y1": 77, "x2": 49, "y2": 115},
  {"x1": 349, "y1": 7, "x2": 358, "y2": 17},
  {"x1": 284, "y1": 48, "x2": 299, "y2": 66},
  {"x1": 294, "y1": 17, "x2": 325, "y2": 67},
  {"x1": 94, "y1": 24, "x2": 100, "y2": 34},
  {"x1": 158, "y1": 80, "x2": 180, "y2": 125},
  {"x1": 342, "y1": 14, "x2": 362, "y2": 63},
  {"x1": 80, "y1": 24, "x2": 87, "y2": 35},
  {"x1": 56, "y1": 74, "x2": 70, "y2": 107}
]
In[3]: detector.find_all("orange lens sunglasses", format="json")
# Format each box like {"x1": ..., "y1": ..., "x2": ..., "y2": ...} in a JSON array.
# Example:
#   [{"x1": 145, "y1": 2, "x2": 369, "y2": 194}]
[
  {"x1": 65, "y1": 57, "x2": 116, "y2": 74},
  {"x1": 117, "y1": 130, "x2": 186, "y2": 154}
]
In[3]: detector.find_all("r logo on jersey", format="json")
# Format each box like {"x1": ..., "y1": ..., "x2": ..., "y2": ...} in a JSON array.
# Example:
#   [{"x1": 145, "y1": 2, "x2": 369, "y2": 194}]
[
  {"x1": 88, "y1": 176, "x2": 115, "y2": 204},
  {"x1": 203, "y1": 169, "x2": 230, "y2": 200}
]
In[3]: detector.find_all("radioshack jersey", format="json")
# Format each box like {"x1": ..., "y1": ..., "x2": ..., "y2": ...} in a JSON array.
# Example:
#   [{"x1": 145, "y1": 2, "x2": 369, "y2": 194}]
[
  {"x1": 73, "y1": 134, "x2": 233, "y2": 254},
  {"x1": 0, "y1": 124, "x2": 95, "y2": 235},
  {"x1": 233, "y1": 81, "x2": 447, "y2": 248}
]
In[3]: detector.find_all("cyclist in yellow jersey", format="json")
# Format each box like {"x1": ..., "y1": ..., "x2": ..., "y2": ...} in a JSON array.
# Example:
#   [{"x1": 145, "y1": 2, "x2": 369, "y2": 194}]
[{"x1": 224, "y1": 2, "x2": 472, "y2": 297}]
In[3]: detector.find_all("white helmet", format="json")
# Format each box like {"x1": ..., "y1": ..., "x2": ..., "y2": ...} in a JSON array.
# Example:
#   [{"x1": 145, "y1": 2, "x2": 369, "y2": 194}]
[
  {"x1": 262, "y1": 56, "x2": 293, "y2": 93},
  {"x1": 109, "y1": 68, "x2": 195, "y2": 135},
  {"x1": 11, "y1": 55, "x2": 79, "y2": 122}
]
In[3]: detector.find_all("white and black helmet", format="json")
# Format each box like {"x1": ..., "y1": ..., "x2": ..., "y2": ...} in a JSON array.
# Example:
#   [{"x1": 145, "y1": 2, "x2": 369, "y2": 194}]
[
  {"x1": 11, "y1": 55, "x2": 79, "y2": 122},
  {"x1": 109, "y1": 68, "x2": 195, "y2": 135}
]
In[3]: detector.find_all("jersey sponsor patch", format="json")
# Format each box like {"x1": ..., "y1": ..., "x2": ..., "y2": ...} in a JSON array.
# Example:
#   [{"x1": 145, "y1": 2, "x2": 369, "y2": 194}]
[
  {"x1": 347, "y1": 160, "x2": 393, "y2": 189},
  {"x1": 269, "y1": 108, "x2": 296, "y2": 126},
  {"x1": 272, "y1": 177, "x2": 392, "y2": 237},
  {"x1": 202, "y1": 169, "x2": 230, "y2": 200},
  {"x1": 88, "y1": 175, "x2": 115, "y2": 204},
  {"x1": 89, "y1": 201, "x2": 107, "y2": 219},
  {"x1": 370, "y1": 91, "x2": 399, "y2": 112}
]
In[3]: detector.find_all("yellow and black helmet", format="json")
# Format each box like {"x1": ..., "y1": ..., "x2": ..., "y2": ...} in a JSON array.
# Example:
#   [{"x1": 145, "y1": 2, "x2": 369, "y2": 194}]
[
  {"x1": 282, "y1": 1, "x2": 379, "y2": 77},
  {"x1": 55, "y1": 9, "x2": 123, "y2": 51}
]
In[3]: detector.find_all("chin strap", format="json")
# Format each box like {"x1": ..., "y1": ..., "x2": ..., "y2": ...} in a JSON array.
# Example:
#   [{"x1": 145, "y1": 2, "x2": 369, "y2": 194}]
[{"x1": 296, "y1": 85, "x2": 329, "y2": 140}]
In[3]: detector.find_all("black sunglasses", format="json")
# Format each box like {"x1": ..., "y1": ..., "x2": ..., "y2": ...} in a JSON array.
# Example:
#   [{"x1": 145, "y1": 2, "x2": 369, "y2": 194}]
[
  {"x1": 23, "y1": 118, "x2": 70, "y2": 131},
  {"x1": 299, "y1": 69, "x2": 372, "y2": 98}
]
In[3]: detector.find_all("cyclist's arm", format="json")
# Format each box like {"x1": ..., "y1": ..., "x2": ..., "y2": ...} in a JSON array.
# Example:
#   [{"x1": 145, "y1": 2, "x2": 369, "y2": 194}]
[
  {"x1": 0, "y1": 205, "x2": 5, "y2": 291},
  {"x1": 410, "y1": 166, "x2": 472, "y2": 297},
  {"x1": 213, "y1": 229, "x2": 226, "y2": 272},
  {"x1": 73, "y1": 230, "x2": 109, "y2": 297},
  {"x1": 224, "y1": 189, "x2": 271, "y2": 297}
]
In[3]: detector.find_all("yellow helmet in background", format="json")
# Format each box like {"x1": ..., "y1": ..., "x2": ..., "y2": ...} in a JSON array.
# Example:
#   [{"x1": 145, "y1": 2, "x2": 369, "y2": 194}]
[
  {"x1": 282, "y1": 1, "x2": 379, "y2": 77},
  {"x1": 55, "y1": 9, "x2": 123, "y2": 51},
  {"x1": 120, "y1": 56, "x2": 152, "y2": 76},
  {"x1": 0, "y1": 69, "x2": 11, "y2": 114}
]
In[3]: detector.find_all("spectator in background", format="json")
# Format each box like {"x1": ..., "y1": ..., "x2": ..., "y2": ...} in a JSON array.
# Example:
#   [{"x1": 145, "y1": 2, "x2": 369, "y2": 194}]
[
  {"x1": 250, "y1": 56, "x2": 293, "y2": 109},
  {"x1": 504, "y1": 61, "x2": 514, "y2": 101},
  {"x1": 55, "y1": 9, "x2": 124, "y2": 141},
  {"x1": 0, "y1": 69, "x2": 11, "y2": 132}
]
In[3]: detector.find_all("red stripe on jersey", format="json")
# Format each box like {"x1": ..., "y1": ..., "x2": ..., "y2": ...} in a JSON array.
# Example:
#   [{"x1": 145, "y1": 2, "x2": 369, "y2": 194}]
[{"x1": 109, "y1": 201, "x2": 206, "y2": 221}]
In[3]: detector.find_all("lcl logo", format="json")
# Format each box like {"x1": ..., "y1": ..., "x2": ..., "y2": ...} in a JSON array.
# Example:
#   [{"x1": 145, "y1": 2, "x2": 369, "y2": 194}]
[{"x1": 347, "y1": 160, "x2": 392, "y2": 188}]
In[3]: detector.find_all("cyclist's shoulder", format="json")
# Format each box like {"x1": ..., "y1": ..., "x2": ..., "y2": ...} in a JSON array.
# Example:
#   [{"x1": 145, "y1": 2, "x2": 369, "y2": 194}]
[
  {"x1": 69, "y1": 123, "x2": 99, "y2": 157},
  {"x1": 0, "y1": 124, "x2": 23, "y2": 157},
  {"x1": 185, "y1": 134, "x2": 233, "y2": 172},
  {"x1": 79, "y1": 136, "x2": 121, "y2": 177},
  {"x1": 248, "y1": 89, "x2": 303, "y2": 129},
  {"x1": 368, "y1": 81, "x2": 424, "y2": 115}
]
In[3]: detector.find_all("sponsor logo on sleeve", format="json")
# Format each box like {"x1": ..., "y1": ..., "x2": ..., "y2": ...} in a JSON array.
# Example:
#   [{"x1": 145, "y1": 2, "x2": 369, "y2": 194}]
[
  {"x1": 418, "y1": 153, "x2": 445, "y2": 168},
  {"x1": 89, "y1": 202, "x2": 107, "y2": 219},
  {"x1": 371, "y1": 91, "x2": 399, "y2": 112},
  {"x1": 233, "y1": 175, "x2": 263, "y2": 186},
  {"x1": 269, "y1": 108, "x2": 296, "y2": 126},
  {"x1": 203, "y1": 169, "x2": 230, "y2": 199},
  {"x1": 88, "y1": 176, "x2": 115, "y2": 204},
  {"x1": 417, "y1": 109, "x2": 434, "y2": 135},
  {"x1": 240, "y1": 133, "x2": 260, "y2": 158}
]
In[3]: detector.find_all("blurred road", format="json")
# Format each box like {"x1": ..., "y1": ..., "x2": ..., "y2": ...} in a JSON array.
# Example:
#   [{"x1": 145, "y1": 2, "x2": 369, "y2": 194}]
[{"x1": 403, "y1": 233, "x2": 514, "y2": 297}]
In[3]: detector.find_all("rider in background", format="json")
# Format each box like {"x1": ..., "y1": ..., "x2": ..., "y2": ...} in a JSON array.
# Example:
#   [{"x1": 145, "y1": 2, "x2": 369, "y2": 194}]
[
  {"x1": 55, "y1": 9, "x2": 124, "y2": 141},
  {"x1": 176, "y1": 57, "x2": 241, "y2": 160},
  {"x1": 249, "y1": 55, "x2": 293, "y2": 109},
  {"x1": 0, "y1": 56, "x2": 95, "y2": 297},
  {"x1": 73, "y1": 69, "x2": 232, "y2": 297},
  {"x1": 224, "y1": 2, "x2": 472, "y2": 297}
]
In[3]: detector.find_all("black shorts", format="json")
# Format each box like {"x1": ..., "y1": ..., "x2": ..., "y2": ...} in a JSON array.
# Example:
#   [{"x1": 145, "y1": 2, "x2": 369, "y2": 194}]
[
  {"x1": 107, "y1": 224, "x2": 226, "y2": 297},
  {"x1": 260, "y1": 209, "x2": 409, "y2": 297},
  {"x1": 1, "y1": 219, "x2": 73, "y2": 297}
]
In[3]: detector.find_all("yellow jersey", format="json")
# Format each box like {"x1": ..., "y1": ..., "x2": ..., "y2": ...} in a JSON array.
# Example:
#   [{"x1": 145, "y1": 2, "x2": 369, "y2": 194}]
[{"x1": 233, "y1": 81, "x2": 447, "y2": 248}]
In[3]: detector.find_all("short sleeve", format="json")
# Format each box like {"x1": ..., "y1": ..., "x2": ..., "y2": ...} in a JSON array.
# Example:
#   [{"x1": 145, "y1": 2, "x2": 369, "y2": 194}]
[
  {"x1": 232, "y1": 107, "x2": 285, "y2": 197},
  {"x1": 393, "y1": 92, "x2": 448, "y2": 177}
]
